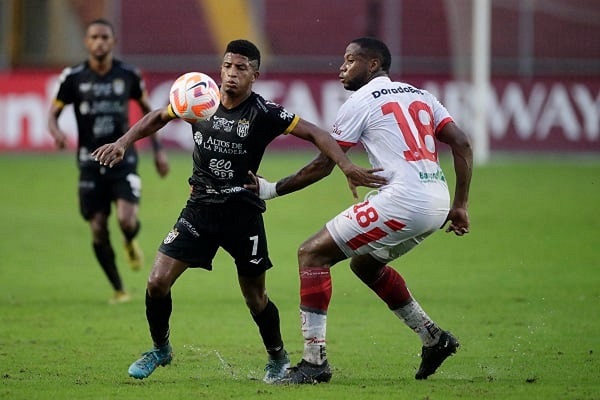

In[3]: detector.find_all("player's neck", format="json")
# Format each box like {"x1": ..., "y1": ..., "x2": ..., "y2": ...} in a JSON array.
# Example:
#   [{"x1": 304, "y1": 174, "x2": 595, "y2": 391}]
[
  {"x1": 88, "y1": 54, "x2": 113, "y2": 75},
  {"x1": 367, "y1": 71, "x2": 387, "y2": 83},
  {"x1": 220, "y1": 90, "x2": 251, "y2": 110}
]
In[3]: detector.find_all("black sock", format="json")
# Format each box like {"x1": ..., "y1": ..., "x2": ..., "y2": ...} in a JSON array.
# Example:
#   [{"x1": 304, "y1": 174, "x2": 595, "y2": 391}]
[
  {"x1": 252, "y1": 299, "x2": 284, "y2": 359},
  {"x1": 93, "y1": 242, "x2": 122, "y2": 291},
  {"x1": 123, "y1": 220, "x2": 141, "y2": 243},
  {"x1": 146, "y1": 290, "x2": 172, "y2": 348}
]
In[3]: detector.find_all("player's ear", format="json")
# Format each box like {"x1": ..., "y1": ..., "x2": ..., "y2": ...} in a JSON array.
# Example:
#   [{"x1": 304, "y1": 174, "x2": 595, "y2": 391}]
[
  {"x1": 252, "y1": 70, "x2": 260, "y2": 82},
  {"x1": 369, "y1": 58, "x2": 380, "y2": 73}
]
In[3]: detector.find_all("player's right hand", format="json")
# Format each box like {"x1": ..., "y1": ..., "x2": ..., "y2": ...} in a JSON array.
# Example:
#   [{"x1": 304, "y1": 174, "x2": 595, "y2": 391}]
[
  {"x1": 53, "y1": 131, "x2": 68, "y2": 150},
  {"x1": 91, "y1": 143, "x2": 125, "y2": 167}
]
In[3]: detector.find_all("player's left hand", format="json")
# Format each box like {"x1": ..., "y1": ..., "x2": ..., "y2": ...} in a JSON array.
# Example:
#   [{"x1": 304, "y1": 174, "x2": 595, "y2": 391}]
[
  {"x1": 154, "y1": 149, "x2": 170, "y2": 178},
  {"x1": 245, "y1": 171, "x2": 278, "y2": 200},
  {"x1": 91, "y1": 143, "x2": 126, "y2": 168},
  {"x1": 443, "y1": 207, "x2": 470, "y2": 236},
  {"x1": 343, "y1": 165, "x2": 386, "y2": 199}
]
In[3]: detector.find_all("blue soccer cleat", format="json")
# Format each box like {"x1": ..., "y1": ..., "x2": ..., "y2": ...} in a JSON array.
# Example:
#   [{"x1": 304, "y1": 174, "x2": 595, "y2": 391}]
[
  {"x1": 128, "y1": 344, "x2": 173, "y2": 379},
  {"x1": 263, "y1": 351, "x2": 291, "y2": 383}
]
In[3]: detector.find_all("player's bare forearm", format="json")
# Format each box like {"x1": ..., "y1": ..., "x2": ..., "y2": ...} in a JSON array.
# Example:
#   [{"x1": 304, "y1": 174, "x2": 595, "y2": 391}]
[
  {"x1": 276, "y1": 152, "x2": 335, "y2": 196},
  {"x1": 120, "y1": 109, "x2": 170, "y2": 147},
  {"x1": 437, "y1": 122, "x2": 472, "y2": 208},
  {"x1": 287, "y1": 118, "x2": 386, "y2": 197},
  {"x1": 437, "y1": 121, "x2": 472, "y2": 235},
  {"x1": 451, "y1": 147, "x2": 472, "y2": 208},
  {"x1": 47, "y1": 104, "x2": 67, "y2": 149},
  {"x1": 93, "y1": 108, "x2": 172, "y2": 167}
]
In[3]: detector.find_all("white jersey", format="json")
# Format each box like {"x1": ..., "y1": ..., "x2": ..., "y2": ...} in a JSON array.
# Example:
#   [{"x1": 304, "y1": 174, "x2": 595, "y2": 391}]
[{"x1": 332, "y1": 76, "x2": 453, "y2": 214}]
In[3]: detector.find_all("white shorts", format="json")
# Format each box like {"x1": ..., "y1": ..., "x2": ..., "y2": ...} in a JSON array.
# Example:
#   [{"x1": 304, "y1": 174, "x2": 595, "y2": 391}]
[{"x1": 326, "y1": 190, "x2": 449, "y2": 263}]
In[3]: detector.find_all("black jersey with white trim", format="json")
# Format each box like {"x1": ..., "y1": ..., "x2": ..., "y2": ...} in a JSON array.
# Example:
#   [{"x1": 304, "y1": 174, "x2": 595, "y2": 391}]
[
  {"x1": 53, "y1": 59, "x2": 145, "y2": 168},
  {"x1": 185, "y1": 91, "x2": 299, "y2": 210}
]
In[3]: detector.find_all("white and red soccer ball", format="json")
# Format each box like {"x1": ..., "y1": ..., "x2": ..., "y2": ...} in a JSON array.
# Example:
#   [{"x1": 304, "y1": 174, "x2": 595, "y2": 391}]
[{"x1": 169, "y1": 72, "x2": 220, "y2": 123}]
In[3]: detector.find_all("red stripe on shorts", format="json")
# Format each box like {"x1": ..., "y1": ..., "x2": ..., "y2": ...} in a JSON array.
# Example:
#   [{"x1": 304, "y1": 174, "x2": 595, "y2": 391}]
[
  {"x1": 346, "y1": 227, "x2": 387, "y2": 250},
  {"x1": 384, "y1": 219, "x2": 406, "y2": 231}
]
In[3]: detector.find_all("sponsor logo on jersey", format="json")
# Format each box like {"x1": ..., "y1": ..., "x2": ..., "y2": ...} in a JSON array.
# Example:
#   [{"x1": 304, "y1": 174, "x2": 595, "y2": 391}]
[
  {"x1": 209, "y1": 158, "x2": 234, "y2": 179},
  {"x1": 418, "y1": 169, "x2": 446, "y2": 183},
  {"x1": 163, "y1": 228, "x2": 179, "y2": 244},
  {"x1": 371, "y1": 85, "x2": 423, "y2": 99},
  {"x1": 194, "y1": 131, "x2": 203, "y2": 146},
  {"x1": 220, "y1": 186, "x2": 243, "y2": 194},
  {"x1": 113, "y1": 79, "x2": 125, "y2": 95},
  {"x1": 79, "y1": 101, "x2": 90, "y2": 115},
  {"x1": 212, "y1": 116, "x2": 235, "y2": 132},
  {"x1": 79, "y1": 82, "x2": 92, "y2": 93},
  {"x1": 279, "y1": 109, "x2": 294, "y2": 121},
  {"x1": 237, "y1": 119, "x2": 250, "y2": 137}
]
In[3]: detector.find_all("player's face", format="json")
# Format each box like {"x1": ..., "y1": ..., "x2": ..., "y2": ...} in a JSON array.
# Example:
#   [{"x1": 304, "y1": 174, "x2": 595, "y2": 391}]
[
  {"x1": 220, "y1": 53, "x2": 259, "y2": 97},
  {"x1": 85, "y1": 24, "x2": 115, "y2": 62},
  {"x1": 339, "y1": 43, "x2": 371, "y2": 91}
]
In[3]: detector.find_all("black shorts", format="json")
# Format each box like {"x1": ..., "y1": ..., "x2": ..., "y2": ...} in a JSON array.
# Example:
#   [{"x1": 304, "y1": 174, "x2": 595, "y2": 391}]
[
  {"x1": 78, "y1": 165, "x2": 141, "y2": 220},
  {"x1": 158, "y1": 204, "x2": 273, "y2": 277}
]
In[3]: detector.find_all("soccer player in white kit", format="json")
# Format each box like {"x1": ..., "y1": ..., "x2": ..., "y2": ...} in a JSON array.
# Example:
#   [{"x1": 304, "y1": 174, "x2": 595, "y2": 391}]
[{"x1": 252, "y1": 37, "x2": 472, "y2": 384}]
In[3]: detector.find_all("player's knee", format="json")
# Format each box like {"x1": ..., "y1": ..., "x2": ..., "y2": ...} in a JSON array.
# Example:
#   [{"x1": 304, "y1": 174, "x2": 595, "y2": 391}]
[
  {"x1": 90, "y1": 223, "x2": 109, "y2": 242},
  {"x1": 298, "y1": 236, "x2": 332, "y2": 267},
  {"x1": 297, "y1": 239, "x2": 317, "y2": 265},
  {"x1": 245, "y1": 295, "x2": 268, "y2": 315},
  {"x1": 242, "y1": 286, "x2": 268, "y2": 314},
  {"x1": 147, "y1": 276, "x2": 171, "y2": 298},
  {"x1": 117, "y1": 215, "x2": 137, "y2": 233}
]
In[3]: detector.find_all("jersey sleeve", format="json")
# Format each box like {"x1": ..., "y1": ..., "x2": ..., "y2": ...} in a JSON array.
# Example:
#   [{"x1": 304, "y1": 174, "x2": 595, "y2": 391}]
[
  {"x1": 54, "y1": 67, "x2": 75, "y2": 106},
  {"x1": 129, "y1": 67, "x2": 146, "y2": 100},
  {"x1": 262, "y1": 97, "x2": 298, "y2": 137},
  {"x1": 331, "y1": 93, "x2": 367, "y2": 146},
  {"x1": 425, "y1": 90, "x2": 454, "y2": 135}
]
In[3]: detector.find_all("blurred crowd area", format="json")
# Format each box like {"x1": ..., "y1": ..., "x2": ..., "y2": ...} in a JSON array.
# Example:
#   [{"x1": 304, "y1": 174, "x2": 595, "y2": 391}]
[
  {"x1": 1, "y1": 0, "x2": 598, "y2": 153},
  {"x1": 1, "y1": 0, "x2": 599, "y2": 77}
]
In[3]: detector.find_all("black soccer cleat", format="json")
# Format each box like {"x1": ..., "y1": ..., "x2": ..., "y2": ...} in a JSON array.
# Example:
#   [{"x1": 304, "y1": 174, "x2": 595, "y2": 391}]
[
  {"x1": 278, "y1": 359, "x2": 332, "y2": 384},
  {"x1": 415, "y1": 331, "x2": 459, "y2": 380}
]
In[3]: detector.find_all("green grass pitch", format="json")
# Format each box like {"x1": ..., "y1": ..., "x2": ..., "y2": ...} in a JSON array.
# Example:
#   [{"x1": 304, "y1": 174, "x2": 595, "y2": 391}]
[{"x1": 0, "y1": 150, "x2": 598, "y2": 399}]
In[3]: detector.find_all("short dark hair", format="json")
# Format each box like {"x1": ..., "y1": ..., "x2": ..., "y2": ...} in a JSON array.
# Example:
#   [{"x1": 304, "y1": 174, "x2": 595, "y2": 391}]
[
  {"x1": 225, "y1": 39, "x2": 261, "y2": 70},
  {"x1": 350, "y1": 37, "x2": 391, "y2": 73},
  {"x1": 87, "y1": 18, "x2": 115, "y2": 35}
]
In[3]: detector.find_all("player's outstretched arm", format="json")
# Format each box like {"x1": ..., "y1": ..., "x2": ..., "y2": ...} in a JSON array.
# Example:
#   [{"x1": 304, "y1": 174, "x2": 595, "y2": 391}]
[
  {"x1": 245, "y1": 151, "x2": 337, "y2": 200},
  {"x1": 286, "y1": 118, "x2": 386, "y2": 198},
  {"x1": 92, "y1": 107, "x2": 174, "y2": 168},
  {"x1": 436, "y1": 122, "x2": 473, "y2": 236},
  {"x1": 136, "y1": 93, "x2": 170, "y2": 178}
]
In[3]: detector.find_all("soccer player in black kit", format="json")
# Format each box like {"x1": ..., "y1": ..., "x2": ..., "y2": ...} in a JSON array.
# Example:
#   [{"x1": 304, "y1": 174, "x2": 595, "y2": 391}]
[
  {"x1": 93, "y1": 39, "x2": 386, "y2": 383},
  {"x1": 48, "y1": 19, "x2": 170, "y2": 304}
]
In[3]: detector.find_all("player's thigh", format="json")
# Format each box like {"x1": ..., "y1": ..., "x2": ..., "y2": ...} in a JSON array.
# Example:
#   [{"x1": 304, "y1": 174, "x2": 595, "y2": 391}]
[
  {"x1": 157, "y1": 212, "x2": 220, "y2": 270},
  {"x1": 111, "y1": 172, "x2": 141, "y2": 204},
  {"x1": 115, "y1": 198, "x2": 139, "y2": 226},
  {"x1": 222, "y1": 214, "x2": 272, "y2": 277},
  {"x1": 78, "y1": 168, "x2": 110, "y2": 220}
]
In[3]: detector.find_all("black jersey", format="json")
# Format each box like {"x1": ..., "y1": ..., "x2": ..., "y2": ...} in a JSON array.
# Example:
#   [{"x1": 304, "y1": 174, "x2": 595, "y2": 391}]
[
  {"x1": 180, "y1": 92, "x2": 299, "y2": 211},
  {"x1": 53, "y1": 59, "x2": 145, "y2": 169}
]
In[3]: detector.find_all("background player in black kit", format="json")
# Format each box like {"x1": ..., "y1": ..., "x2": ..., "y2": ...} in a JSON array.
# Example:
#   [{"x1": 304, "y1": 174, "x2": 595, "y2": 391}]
[
  {"x1": 92, "y1": 39, "x2": 386, "y2": 383},
  {"x1": 48, "y1": 19, "x2": 170, "y2": 304}
]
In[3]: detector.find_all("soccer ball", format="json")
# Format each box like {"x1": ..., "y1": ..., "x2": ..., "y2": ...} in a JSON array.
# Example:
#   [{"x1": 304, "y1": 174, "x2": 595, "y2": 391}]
[{"x1": 169, "y1": 72, "x2": 220, "y2": 123}]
